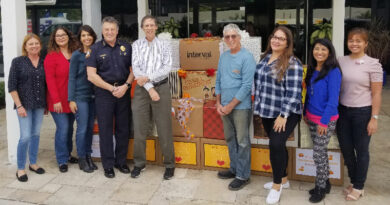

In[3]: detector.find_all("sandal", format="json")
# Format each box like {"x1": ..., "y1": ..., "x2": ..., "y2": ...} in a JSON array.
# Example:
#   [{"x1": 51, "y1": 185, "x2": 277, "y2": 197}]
[
  {"x1": 343, "y1": 184, "x2": 353, "y2": 195},
  {"x1": 346, "y1": 188, "x2": 364, "y2": 201}
]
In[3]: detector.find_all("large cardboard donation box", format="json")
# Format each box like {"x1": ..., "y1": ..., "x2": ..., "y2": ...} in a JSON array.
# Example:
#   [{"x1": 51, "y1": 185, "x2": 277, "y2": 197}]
[
  {"x1": 181, "y1": 71, "x2": 216, "y2": 100},
  {"x1": 171, "y1": 99, "x2": 204, "y2": 138},
  {"x1": 203, "y1": 100, "x2": 224, "y2": 140},
  {"x1": 179, "y1": 37, "x2": 220, "y2": 70}
]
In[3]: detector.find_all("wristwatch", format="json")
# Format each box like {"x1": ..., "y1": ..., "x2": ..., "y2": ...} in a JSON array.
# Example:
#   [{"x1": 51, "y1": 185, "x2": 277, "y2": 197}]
[
  {"x1": 125, "y1": 82, "x2": 131, "y2": 88},
  {"x1": 372, "y1": 115, "x2": 379, "y2": 120},
  {"x1": 279, "y1": 113, "x2": 288, "y2": 119}
]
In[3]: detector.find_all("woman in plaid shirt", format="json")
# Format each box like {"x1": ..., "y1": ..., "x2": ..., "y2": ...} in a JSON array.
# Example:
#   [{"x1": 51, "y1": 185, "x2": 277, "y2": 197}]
[{"x1": 253, "y1": 26, "x2": 303, "y2": 204}]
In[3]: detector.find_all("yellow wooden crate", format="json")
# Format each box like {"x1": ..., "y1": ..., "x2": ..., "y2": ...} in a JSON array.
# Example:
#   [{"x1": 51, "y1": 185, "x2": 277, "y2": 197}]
[
  {"x1": 203, "y1": 143, "x2": 230, "y2": 168},
  {"x1": 251, "y1": 147, "x2": 272, "y2": 173},
  {"x1": 127, "y1": 138, "x2": 156, "y2": 162}
]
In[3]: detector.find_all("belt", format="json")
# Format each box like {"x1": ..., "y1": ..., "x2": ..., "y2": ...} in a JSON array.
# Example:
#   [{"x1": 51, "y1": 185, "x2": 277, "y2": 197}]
[
  {"x1": 152, "y1": 78, "x2": 168, "y2": 87},
  {"x1": 107, "y1": 81, "x2": 126, "y2": 86}
]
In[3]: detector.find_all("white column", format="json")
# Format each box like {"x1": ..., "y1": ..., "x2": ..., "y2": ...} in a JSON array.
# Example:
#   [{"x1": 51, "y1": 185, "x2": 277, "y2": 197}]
[
  {"x1": 82, "y1": 0, "x2": 102, "y2": 40},
  {"x1": 137, "y1": 0, "x2": 149, "y2": 39},
  {"x1": 1, "y1": 0, "x2": 27, "y2": 163},
  {"x1": 332, "y1": 0, "x2": 345, "y2": 57}
]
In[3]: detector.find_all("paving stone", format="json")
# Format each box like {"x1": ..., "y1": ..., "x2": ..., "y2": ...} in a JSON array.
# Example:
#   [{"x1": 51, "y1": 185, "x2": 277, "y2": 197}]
[
  {"x1": 39, "y1": 183, "x2": 62, "y2": 194},
  {"x1": 280, "y1": 189, "x2": 322, "y2": 205},
  {"x1": 7, "y1": 173, "x2": 57, "y2": 191},
  {"x1": 50, "y1": 168, "x2": 96, "y2": 186},
  {"x1": 154, "y1": 178, "x2": 200, "y2": 199},
  {"x1": 44, "y1": 185, "x2": 114, "y2": 205},
  {"x1": 110, "y1": 181, "x2": 159, "y2": 204},
  {"x1": 193, "y1": 174, "x2": 236, "y2": 203},
  {"x1": 0, "y1": 199, "x2": 34, "y2": 205},
  {"x1": 0, "y1": 187, "x2": 16, "y2": 198},
  {"x1": 7, "y1": 189, "x2": 52, "y2": 204}
]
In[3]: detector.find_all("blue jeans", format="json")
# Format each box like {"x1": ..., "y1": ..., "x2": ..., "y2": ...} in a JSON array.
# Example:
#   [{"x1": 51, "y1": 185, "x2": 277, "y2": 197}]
[
  {"x1": 221, "y1": 109, "x2": 252, "y2": 180},
  {"x1": 75, "y1": 100, "x2": 95, "y2": 157},
  {"x1": 16, "y1": 108, "x2": 44, "y2": 170},
  {"x1": 51, "y1": 112, "x2": 75, "y2": 165}
]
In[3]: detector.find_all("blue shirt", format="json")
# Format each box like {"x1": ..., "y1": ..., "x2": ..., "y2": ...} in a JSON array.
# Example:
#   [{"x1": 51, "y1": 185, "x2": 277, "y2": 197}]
[
  {"x1": 85, "y1": 39, "x2": 132, "y2": 83},
  {"x1": 68, "y1": 50, "x2": 94, "y2": 102},
  {"x1": 215, "y1": 48, "x2": 256, "y2": 110},
  {"x1": 305, "y1": 68, "x2": 342, "y2": 125},
  {"x1": 254, "y1": 54, "x2": 303, "y2": 118}
]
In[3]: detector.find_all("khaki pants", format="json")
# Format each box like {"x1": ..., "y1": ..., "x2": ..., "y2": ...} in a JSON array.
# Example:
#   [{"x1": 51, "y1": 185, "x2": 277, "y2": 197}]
[{"x1": 132, "y1": 82, "x2": 175, "y2": 168}]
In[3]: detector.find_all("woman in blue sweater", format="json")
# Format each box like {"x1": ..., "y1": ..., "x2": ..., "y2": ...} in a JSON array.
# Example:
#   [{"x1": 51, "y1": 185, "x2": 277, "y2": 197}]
[
  {"x1": 304, "y1": 38, "x2": 342, "y2": 203},
  {"x1": 68, "y1": 25, "x2": 98, "y2": 172}
]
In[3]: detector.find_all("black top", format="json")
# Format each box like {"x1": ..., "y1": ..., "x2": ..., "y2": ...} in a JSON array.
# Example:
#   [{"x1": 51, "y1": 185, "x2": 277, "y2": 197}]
[
  {"x1": 85, "y1": 39, "x2": 132, "y2": 84},
  {"x1": 8, "y1": 56, "x2": 46, "y2": 110}
]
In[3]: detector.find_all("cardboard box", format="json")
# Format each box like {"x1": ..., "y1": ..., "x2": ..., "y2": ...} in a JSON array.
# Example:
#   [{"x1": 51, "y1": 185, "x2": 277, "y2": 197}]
[
  {"x1": 291, "y1": 148, "x2": 344, "y2": 186},
  {"x1": 170, "y1": 137, "x2": 201, "y2": 169},
  {"x1": 251, "y1": 115, "x2": 298, "y2": 147},
  {"x1": 203, "y1": 100, "x2": 225, "y2": 140},
  {"x1": 179, "y1": 37, "x2": 221, "y2": 70},
  {"x1": 127, "y1": 137, "x2": 159, "y2": 164},
  {"x1": 201, "y1": 138, "x2": 230, "y2": 170},
  {"x1": 172, "y1": 98, "x2": 204, "y2": 138},
  {"x1": 299, "y1": 121, "x2": 340, "y2": 149},
  {"x1": 181, "y1": 71, "x2": 216, "y2": 101}
]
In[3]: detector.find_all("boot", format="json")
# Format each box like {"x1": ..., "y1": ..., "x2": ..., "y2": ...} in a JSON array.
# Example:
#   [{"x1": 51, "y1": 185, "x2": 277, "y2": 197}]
[
  {"x1": 86, "y1": 154, "x2": 98, "y2": 170},
  {"x1": 79, "y1": 157, "x2": 94, "y2": 173},
  {"x1": 309, "y1": 187, "x2": 326, "y2": 203},
  {"x1": 309, "y1": 180, "x2": 331, "y2": 195}
]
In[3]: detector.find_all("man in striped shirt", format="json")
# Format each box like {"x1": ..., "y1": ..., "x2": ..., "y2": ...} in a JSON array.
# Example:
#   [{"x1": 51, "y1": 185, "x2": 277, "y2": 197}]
[{"x1": 131, "y1": 15, "x2": 175, "y2": 180}]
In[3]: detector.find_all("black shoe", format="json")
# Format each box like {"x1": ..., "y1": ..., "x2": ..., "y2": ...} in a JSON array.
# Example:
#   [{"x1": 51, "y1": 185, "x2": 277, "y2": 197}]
[
  {"x1": 217, "y1": 170, "x2": 236, "y2": 179},
  {"x1": 131, "y1": 165, "x2": 146, "y2": 178},
  {"x1": 228, "y1": 178, "x2": 250, "y2": 191},
  {"x1": 79, "y1": 158, "x2": 94, "y2": 173},
  {"x1": 86, "y1": 154, "x2": 98, "y2": 170},
  {"x1": 68, "y1": 155, "x2": 79, "y2": 164},
  {"x1": 104, "y1": 168, "x2": 115, "y2": 178},
  {"x1": 309, "y1": 180, "x2": 331, "y2": 195},
  {"x1": 163, "y1": 168, "x2": 175, "y2": 180},
  {"x1": 59, "y1": 164, "x2": 68, "y2": 173},
  {"x1": 16, "y1": 172, "x2": 28, "y2": 182},
  {"x1": 29, "y1": 166, "x2": 45, "y2": 174},
  {"x1": 114, "y1": 164, "x2": 130, "y2": 174},
  {"x1": 309, "y1": 187, "x2": 326, "y2": 203}
]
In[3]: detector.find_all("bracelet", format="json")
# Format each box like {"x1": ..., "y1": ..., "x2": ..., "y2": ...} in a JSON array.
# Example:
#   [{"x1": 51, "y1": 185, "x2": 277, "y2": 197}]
[{"x1": 16, "y1": 105, "x2": 23, "y2": 109}]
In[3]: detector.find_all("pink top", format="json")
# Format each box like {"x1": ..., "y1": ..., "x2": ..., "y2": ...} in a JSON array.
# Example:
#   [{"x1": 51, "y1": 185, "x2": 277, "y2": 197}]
[
  {"x1": 338, "y1": 55, "x2": 383, "y2": 107},
  {"x1": 306, "y1": 110, "x2": 339, "y2": 128}
]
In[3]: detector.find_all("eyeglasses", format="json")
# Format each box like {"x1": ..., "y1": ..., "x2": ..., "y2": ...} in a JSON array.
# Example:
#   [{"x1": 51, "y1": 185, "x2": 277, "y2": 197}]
[
  {"x1": 271, "y1": 35, "x2": 287, "y2": 42},
  {"x1": 55, "y1": 34, "x2": 68, "y2": 38},
  {"x1": 224, "y1": 35, "x2": 237, "y2": 40}
]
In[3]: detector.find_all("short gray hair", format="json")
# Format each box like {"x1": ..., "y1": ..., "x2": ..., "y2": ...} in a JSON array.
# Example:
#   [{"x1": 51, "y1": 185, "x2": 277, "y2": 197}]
[
  {"x1": 223, "y1": 24, "x2": 241, "y2": 36},
  {"x1": 102, "y1": 16, "x2": 119, "y2": 28}
]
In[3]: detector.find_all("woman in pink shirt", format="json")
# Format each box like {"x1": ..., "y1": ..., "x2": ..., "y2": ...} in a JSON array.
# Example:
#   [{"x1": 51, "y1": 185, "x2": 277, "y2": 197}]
[{"x1": 337, "y1": 28, "x2": 383, "y2": 201}]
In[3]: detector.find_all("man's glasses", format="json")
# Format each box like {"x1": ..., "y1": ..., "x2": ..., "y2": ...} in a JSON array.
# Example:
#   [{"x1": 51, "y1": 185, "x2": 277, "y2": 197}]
[{"x1": 224, "y1": 34, "x2": 237, "y2": 40}]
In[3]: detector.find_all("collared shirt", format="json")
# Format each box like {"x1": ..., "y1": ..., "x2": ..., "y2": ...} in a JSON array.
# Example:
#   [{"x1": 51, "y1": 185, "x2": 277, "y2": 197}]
[
  {"x1": 132, "y1": 37, "x2": 172, "y2": 91},
  {"x1": 8, "y1": 56, "x2": 46, "y2": 110},
  {"x1": 253, "y1": 54, "x2": 303, "y2": 118},
  {"x1": 215, "y1": 48, "x2": 256, "y2": 109},
  {"x1": 85, "y1": 39, "x2": 132, "y2": 84}
]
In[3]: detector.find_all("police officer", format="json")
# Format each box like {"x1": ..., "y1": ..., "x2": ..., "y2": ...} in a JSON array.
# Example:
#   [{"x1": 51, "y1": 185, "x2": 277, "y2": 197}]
[{"x1": 86, "y1": 16, "x2": 133, "y2": 178}]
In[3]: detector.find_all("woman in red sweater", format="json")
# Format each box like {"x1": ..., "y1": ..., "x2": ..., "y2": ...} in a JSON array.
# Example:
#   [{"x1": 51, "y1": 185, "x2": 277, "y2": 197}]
[{"x1": 44, "y1": 26, "x2": 78, "y2": 172}]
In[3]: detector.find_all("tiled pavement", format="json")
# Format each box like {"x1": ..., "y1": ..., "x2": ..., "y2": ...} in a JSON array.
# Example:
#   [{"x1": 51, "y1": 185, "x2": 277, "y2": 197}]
[{"x1": 0, "y1": 86, "x2": 389, "y2": 205}]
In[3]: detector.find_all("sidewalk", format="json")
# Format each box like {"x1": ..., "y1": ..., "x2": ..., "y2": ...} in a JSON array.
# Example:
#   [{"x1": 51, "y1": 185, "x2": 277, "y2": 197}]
[{"x1": 0, "y1": 87, "x2": 389, "y2": 205}]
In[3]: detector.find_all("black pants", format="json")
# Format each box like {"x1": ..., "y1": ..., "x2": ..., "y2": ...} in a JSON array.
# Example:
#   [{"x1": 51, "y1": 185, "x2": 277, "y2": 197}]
[
  {"x1": 337, "y1": 105, "x2": 372, "y2": 190},
  {"x1": 95, "y1": 88, "x2": 130, "y2": 169},
  {"x1": 261, "y1": 113, "x2": 301, "y2": 184}
]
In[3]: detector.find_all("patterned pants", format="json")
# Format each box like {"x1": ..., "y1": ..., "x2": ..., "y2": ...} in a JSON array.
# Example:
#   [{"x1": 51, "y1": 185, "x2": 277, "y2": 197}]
[{"x1": 308, "y1": 120, "x2": 337, "y2": 188}]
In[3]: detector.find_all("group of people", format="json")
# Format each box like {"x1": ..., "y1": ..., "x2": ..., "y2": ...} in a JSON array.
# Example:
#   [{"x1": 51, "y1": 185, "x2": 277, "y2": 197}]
[
  {"x1": 8, "y1": 14, "x2": 382, "y2": 204},
  {"x1": 216, "y1": 25, "x2": 382, "y2": 204}
]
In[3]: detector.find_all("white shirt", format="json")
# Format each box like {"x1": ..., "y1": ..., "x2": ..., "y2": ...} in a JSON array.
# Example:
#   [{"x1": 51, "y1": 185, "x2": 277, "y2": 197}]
[{"x1": 132, "y1": 37, "x2": 172, "y2": 91}]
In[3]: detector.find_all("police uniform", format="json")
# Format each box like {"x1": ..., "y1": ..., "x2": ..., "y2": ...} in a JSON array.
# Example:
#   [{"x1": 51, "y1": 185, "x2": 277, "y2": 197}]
[{"x1": 85, "y1": 39, "x2": 132, "y2": 170}]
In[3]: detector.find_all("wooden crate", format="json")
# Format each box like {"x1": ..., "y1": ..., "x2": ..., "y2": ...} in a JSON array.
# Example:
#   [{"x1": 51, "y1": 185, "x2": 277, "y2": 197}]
[
  {"x1": 158, "y1": 137, "x2": 201, "y2": 169},
  {"x1": 291, "y1": 148, "x2": 344, "y2": 186},
  {"x1": 127, "y1": 136, "x2": 160, "y2": 165},
  {"x1": 201, "y1": 138, "x2": 230, "y2": 171}
]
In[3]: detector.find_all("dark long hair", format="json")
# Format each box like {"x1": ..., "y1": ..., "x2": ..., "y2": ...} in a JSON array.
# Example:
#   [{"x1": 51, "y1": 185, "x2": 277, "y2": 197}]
[
  {"x1": 47, "y1": 26, "x2": 78, "y2": 53},
  {"x1": 306, "y1": 38, "x2": 341, "y2": 87},
  {"x1": 261, "y1": 26, "x2": 295, "y2": 82},
  {"x1": 77, "y1": 25, "x2": 97, "y2": 53}
]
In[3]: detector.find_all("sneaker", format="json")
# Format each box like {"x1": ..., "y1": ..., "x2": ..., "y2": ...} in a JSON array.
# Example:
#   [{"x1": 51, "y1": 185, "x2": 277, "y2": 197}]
[
  {"x1": 228, "y1": 178, "x2": 250, "y2": 191},
  {"x1": 264, "y1": 181, "x2": 290, "y2": 190},
  {"x1": 217, "y1": 170, "x2": 236, "y2": 179},
  {"x1": 130, "y1": 165, "x2": 145, "y2": 178},
  {"x1": 266, "y1": 186, "x2": 283, "y2": 204},
  {"x1": 163, "y1": 167, "x2": 175, "y2": 180}
]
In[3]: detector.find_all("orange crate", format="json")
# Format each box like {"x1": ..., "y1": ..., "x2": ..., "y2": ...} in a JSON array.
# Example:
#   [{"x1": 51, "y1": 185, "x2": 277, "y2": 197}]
[{"x1": 127, "y1": 137, "x2": 159, "y2": 164}]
